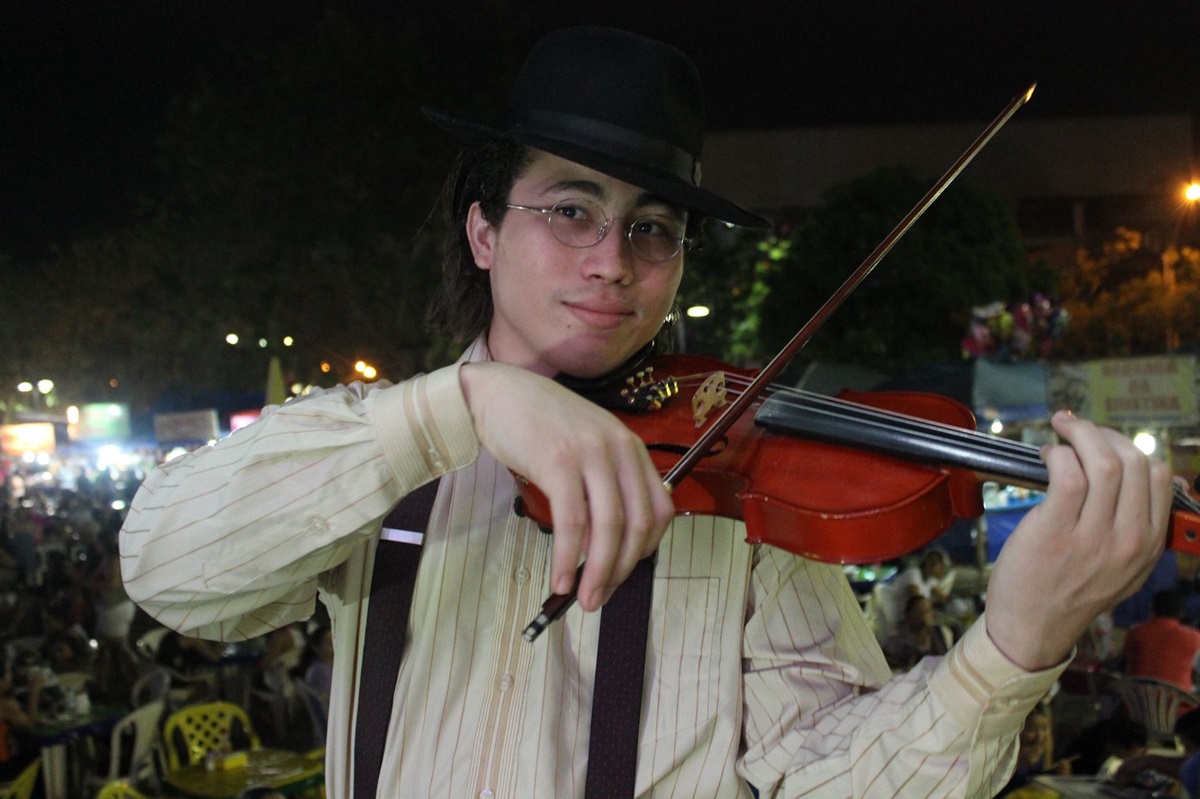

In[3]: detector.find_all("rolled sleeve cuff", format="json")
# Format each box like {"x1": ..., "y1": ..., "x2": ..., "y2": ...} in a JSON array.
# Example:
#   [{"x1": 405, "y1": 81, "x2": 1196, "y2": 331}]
[
  {"x1": 929, "y1": 612, "x2": 1070, "y2": 737},
  {"x1": 374, "y1": 363, "x2": 479, "y2": 486}
]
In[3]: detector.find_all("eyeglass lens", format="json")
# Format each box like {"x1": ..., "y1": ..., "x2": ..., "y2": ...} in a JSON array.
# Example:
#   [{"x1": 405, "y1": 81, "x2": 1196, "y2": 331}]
[{"x1": 547, "y1": 199, "x2": 685, "y2": 263}]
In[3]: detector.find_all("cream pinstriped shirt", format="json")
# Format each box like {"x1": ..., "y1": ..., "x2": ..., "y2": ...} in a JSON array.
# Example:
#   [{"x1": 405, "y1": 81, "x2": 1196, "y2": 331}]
[{"x1": 120, "y1": 339, "x2": 1066, "y2": 798}]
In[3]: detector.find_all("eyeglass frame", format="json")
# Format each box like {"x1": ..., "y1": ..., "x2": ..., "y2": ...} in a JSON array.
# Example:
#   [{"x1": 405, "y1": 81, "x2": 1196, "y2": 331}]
[{"x1": 503, "y1": 197, "x2": 692, "y2": 263}]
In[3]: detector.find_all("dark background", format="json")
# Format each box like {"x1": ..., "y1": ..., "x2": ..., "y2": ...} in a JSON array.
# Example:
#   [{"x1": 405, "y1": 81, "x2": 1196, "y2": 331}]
[{"x1": 2, "y1": 0, "x2": 1197, "y2": 261}]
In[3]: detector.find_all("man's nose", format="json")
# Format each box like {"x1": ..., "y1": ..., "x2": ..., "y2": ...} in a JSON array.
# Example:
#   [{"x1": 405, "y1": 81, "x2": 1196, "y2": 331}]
[{"x1": 582, "y1": 225, "x2": 635, "y2": 284}]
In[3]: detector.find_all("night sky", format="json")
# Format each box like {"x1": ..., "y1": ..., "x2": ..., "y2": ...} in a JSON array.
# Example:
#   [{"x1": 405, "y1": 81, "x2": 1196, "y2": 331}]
[{"x1": 2, "y1": 0, "x2": 1196, "y2": 261}]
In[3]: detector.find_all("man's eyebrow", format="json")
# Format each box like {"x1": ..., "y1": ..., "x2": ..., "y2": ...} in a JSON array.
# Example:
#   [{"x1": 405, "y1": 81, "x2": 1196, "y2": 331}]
[
  {"x1": 544, "y1": 180, "x2": 686, "y2": 218},
  {"x1": 545, "y1": 179, "x2": 605, "y2": 199},
  {"x1": 637, "y1": 192, "x2": 687, "y2": 219}
]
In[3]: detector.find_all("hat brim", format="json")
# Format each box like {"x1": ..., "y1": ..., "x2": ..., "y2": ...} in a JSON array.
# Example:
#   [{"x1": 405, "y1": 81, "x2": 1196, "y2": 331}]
[{"x1": 424, "y1": 108, "x2": 770, "y2": 230}]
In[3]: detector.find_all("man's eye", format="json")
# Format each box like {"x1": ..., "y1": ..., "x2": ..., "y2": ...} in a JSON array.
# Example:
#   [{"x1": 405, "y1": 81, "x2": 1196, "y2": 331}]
[
  {"x1": 633, "y1": 218, "x2": 682, "y2": 239},
  {"x1": 554, "y1": 203, "x2": 593, "y2": 222}
]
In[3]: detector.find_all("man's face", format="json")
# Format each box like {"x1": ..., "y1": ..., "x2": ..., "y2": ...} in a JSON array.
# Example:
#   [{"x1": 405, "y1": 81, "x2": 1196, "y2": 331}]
[{"x1": 466, "y1": 151, "x2": 685, "y2": 378}]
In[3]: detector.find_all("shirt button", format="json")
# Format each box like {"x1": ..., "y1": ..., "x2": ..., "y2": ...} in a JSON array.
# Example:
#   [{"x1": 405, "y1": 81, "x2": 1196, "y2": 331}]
[
  {"x1": 515, "y1": 567, "x2": 530, "y2": 584},
  {"x1": 498, "y1": 674, "x2": 513, "y2": 692},
  {"x1": 480, "y1": 790, "x2": 494, "y2": 799}
]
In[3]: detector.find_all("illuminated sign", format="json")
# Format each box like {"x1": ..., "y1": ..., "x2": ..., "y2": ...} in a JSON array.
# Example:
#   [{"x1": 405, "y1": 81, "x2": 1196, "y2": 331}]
[
  {"x1": 0, "y1": 423, "x2": 56, "y2": 455},
  {"x1": 229, "y1": 410, "x2": 262, "y2": 431},
  {"x1": 153, "y1": 409, "x2": 219, "y2": 444},
  {"x1": 69, "y1": 403, "x2": 132, "y2": 441}
]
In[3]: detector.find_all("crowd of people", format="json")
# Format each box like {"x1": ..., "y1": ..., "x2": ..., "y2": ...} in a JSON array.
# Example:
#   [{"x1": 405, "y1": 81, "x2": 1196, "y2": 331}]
[
  {"x1": 871, "y1": 543, "x2": 1200, "y2": 797},
  {"x1": 0, "y1": 454, "x2": 334, "y2": 788}
]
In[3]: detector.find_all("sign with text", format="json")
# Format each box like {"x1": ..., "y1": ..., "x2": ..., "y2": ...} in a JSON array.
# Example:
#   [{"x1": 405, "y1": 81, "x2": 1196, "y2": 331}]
[{"x1": 1047, "y1": 355, "x2": 1198, "y2": 426}]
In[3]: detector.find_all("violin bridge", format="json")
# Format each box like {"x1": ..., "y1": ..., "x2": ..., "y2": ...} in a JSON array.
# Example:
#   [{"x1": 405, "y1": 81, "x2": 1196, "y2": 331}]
[
  {"x1": 691, "y1": 372, "x2": 727, "y2": 427},
  {"x1": 620, "y1": 367, "x2": 679, "y2": 411}
]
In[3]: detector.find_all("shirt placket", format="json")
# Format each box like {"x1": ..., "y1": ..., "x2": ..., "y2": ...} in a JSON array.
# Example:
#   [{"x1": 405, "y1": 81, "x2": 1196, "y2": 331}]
[{"x1": 471, "y1": 512, "x2": 547, "y2": 798}]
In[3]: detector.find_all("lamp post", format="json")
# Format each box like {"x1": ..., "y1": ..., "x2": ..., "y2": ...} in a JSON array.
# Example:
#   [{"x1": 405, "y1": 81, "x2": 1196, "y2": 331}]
[{"x1": 1162, "y1": 181, "x2": 1200, "y2": 352}]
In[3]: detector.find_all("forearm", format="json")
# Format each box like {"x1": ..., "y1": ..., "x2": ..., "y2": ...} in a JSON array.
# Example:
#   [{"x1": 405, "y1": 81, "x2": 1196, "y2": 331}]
[
  {"x1": 119, "y1": 365, "x2": 478, "y2": 639},
  {"x1": 740, "y1": 550, "x2": 1065, "y2": 798}
]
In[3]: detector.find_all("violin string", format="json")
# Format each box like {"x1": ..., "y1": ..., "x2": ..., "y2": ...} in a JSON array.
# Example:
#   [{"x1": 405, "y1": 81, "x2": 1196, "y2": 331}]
[
  {"x1": 665, "y1": 369, "x2": 1200, "y2": 517},
  {"x1": 667, "y1": 371, "x2": 1043, "y2": 468},
  {"x1": 766, "y1": 389, "x2": 1046, "y2": 471},
  {"x1": 672, "y1": 372, "x2": 1041, "y2": 466}
]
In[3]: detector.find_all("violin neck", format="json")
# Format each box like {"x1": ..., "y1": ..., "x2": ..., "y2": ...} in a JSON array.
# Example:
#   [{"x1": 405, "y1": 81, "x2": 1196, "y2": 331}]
[
  {"x1": 754, "y1": 387, "x2": 1200, "y2": 552},
  {"x1": 754, "y1": 390, "x2": 1050, "y2": 487}
]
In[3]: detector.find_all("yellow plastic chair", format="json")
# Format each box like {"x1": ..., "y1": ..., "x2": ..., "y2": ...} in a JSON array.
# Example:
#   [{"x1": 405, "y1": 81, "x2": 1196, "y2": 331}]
[
  {"x1": 95, "y1": 780, "x2": 153, "y2": 799},
  {"x1": 0, "y1": 758, "x2": 41, "y2": 799},
  {"x1": 161, "y1": 701, "x2": 261, "y2": 771}
]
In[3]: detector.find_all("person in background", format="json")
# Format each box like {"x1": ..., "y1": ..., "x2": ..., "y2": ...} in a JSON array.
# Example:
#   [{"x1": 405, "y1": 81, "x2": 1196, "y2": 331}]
[
  {"x1": 1122, "y1": 588, "x2": 1200, "y2": 690},
  {"x1": 301, "y1": 626, "x2": 334, "y2": 700},
  {"x1": 119, "y1": 26, "x2": 1174, "y2": 798},
  {"x1": 1060, "y1": 716, "x2": 1149, "y2": 778},
  {"x1": 880, "y1": 548, "x2": 960, "y2": 637},
  {"x1": 882, "y1": 594, "x2": 955, "y2": 671},
  {"x1": 298, "y1": 625, "x2": 333, "y2": 746},
  {"x1": 1110, "y1": 708, "x2": 1200, "y2": 795},
  {"x1": 995, "y1": 706, "x2": 1073, "y2": 796},
  {"x1": 0, "y1": 650, "x2": 43, "y2": 781},
  {"x1": 252, "y1": 623, "x2": 306, "y2": 689}
]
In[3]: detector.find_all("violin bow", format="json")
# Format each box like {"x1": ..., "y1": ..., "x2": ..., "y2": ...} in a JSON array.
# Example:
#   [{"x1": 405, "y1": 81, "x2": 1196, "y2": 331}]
[
  {"x1": 523, "y1": 83, "x2": 1037, "y2": 642},
  {"x1": 664, "y1": 82, "x2": 1036, "y2": 488}
]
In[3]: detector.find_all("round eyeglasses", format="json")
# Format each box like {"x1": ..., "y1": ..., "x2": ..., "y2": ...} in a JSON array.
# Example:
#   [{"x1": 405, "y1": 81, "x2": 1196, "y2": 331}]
[{"x1": 504, "y1": 197, "x2": 690, "y2": 263}]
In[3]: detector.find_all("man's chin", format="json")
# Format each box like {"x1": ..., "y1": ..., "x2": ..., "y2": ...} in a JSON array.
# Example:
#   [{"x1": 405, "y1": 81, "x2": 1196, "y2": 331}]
[{"x1": 547, "y1": 338, "x2": 647, "y2": 381}]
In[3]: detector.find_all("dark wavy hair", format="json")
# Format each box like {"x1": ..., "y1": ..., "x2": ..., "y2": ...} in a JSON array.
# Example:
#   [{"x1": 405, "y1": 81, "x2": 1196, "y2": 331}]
[{"x1": 425, "y1": 139, "x2": 534, "y2": 343}]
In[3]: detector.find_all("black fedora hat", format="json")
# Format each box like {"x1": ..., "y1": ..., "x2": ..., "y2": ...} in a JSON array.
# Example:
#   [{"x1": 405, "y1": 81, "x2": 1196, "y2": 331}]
[{"x1": 423, "y1": 26, "x2": 769, "y2": 229}]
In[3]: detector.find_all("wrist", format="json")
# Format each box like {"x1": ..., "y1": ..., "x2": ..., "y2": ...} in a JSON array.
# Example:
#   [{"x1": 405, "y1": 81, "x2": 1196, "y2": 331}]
[{"x1": 985, "y1": 614, "x2": 1074, "y2": 672}]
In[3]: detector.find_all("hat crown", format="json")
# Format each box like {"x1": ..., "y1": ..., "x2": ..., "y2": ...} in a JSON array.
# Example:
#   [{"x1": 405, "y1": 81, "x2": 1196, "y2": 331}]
[
  {"x1": 505, "y1": 27, "x2": 705, "y2": 160},
  {"x1": 423, "y1": 26, "x2": 768, "y2": 228}
]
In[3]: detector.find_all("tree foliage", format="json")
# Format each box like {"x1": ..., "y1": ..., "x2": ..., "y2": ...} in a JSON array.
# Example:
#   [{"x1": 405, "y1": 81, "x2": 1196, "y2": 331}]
[
  {"x1": 682, "y1": 167, "x2": 1045, "y2": 379},
  {"x1": 1055, "y1": 227, "x2": 1200, "y2": 358},
  {"x1": 16, "y1": 8, "x2": 523, "y2": 417}
]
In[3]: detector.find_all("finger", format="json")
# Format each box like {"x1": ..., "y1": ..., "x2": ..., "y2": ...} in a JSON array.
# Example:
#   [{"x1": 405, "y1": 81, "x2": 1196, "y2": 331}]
[
  {"x1": 1048, "y1": 412, "x2": 1123, "y2": 533},
  {"x1": 1089, "y1": 428, "x2": 1150, "y2": 544},
  {"x1": 640, "y1": 445, "x2": 677, "y2": 555},
  {"x1": 1089, "y1": 425, "x2": 1170, "y2": 564},
  {"x1": 603, "y1": 452, "x2": 661, "y2": 589},
  {"x1": 576, "y1": 465, "x2": 625, "y2": 611},
  {"x1": 544, "y1": 472, "x2": 589, "y2": 596}
]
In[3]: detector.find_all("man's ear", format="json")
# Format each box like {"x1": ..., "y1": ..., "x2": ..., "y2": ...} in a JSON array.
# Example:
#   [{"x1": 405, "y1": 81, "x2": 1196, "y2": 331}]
[{"x1": 466, "y1": 201, "x2": 496, "y2": 271}]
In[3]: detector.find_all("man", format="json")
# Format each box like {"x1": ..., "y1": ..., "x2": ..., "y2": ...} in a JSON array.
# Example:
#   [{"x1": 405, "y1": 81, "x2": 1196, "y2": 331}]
[
  {"x1": 120, "y1": 26, "x2": 1172, "y2": 798},
  {"x1": 1123, "y1": 588, "x2": 1200, "y2": 691}
]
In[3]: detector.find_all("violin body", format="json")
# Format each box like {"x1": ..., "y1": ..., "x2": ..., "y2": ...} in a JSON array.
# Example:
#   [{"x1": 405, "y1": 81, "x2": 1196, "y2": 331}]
[{"x1": 519, "y1": 354, "x2": 987, "y2": 565}]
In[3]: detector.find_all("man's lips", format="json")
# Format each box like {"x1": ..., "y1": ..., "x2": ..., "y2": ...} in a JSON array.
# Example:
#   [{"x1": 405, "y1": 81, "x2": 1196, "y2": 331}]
[{"x1": 563, "y1": 300, "x2": 635, "y2": 329}]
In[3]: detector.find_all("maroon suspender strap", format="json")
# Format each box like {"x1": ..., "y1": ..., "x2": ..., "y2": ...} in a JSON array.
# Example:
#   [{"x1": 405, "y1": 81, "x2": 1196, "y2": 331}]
[
  {"x1": 584, "y1": 554, "x2": 655, "y2": 799},
  {"x1": 353, "y1": 478, "x2": 654, "y2": 799},
  {"x1": 353, "y1": 478, "x2": 440, "y2": 799}
]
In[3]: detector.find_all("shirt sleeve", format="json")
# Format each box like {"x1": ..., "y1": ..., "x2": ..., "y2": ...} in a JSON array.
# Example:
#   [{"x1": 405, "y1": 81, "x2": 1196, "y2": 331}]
[
  {"x1": 119, "y1": 364, "x2": 479, "y2": 640},
  {"x1": 738, "y1": 546, "x2": 1066, "y2": 799}
]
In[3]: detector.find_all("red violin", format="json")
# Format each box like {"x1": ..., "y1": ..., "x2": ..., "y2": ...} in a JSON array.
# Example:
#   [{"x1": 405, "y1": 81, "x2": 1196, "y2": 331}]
[{"x1": 518, "y1": 352, "x2": 1200, "y2": 567}]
